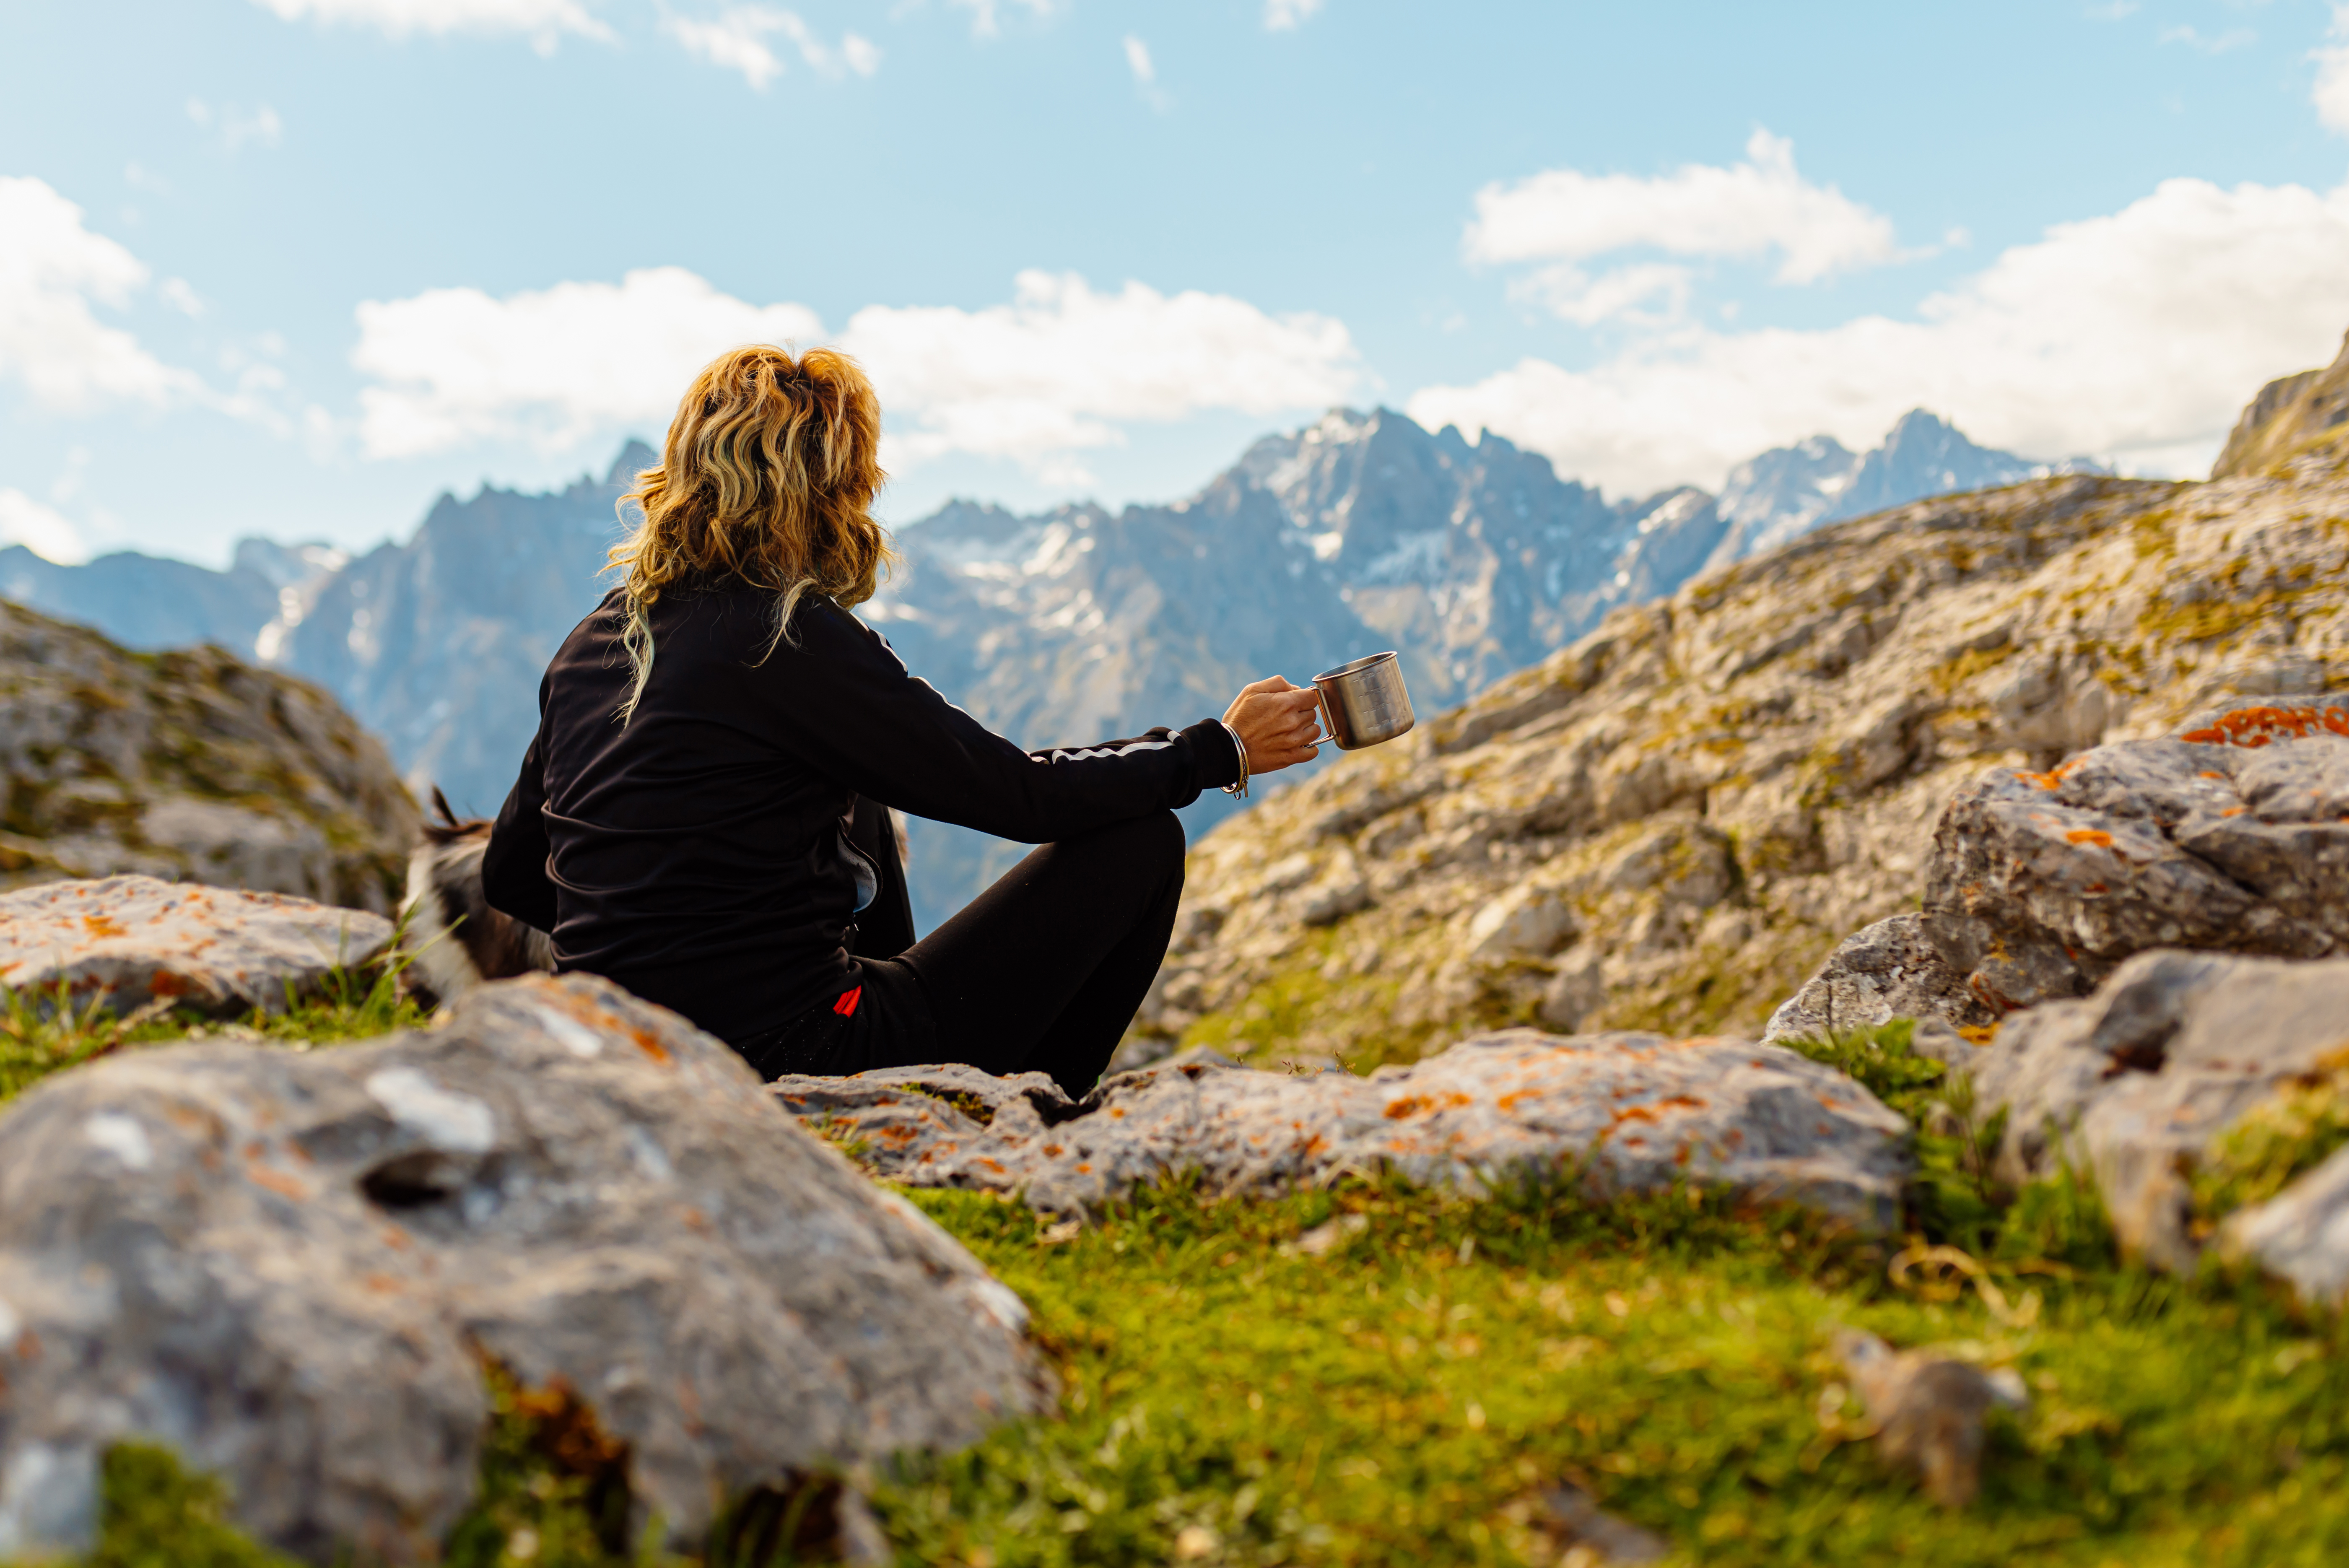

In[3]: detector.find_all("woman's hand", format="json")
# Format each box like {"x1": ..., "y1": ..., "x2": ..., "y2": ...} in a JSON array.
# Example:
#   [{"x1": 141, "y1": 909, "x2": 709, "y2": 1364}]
[{"x1": 1223, "y1": 676, "x2": 1325, "y2": 776}]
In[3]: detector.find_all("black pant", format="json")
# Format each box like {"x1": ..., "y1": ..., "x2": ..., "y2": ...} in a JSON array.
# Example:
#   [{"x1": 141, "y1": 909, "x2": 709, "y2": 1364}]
[{"x1": 735, "y1": 810, "x2": 1186, "y2": 1097}]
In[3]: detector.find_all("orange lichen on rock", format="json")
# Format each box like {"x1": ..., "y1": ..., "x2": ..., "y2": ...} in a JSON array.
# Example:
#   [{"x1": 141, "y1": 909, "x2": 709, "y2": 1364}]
[
  {"x1": 244, "y1": 1164, "x2": 309, "y2": 1201},
  {"x1": 2013, "y1": 770, "x2": 2063, "y2": 790},
  {"x1": 2066, "y1": 828, "x2": 2115, "y2": 847},
  {"x1": 2181, "y1": 705, "x2": 2349, "y2": 747},
  {"x1": 80, "y1": 914, "x2": 127, "y2": 939}
]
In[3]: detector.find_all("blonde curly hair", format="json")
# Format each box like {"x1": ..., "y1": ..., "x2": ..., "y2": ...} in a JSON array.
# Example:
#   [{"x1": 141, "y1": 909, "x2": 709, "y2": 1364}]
[{"x1": 605, "y1": 343, "x2": 893, "y2": 721}]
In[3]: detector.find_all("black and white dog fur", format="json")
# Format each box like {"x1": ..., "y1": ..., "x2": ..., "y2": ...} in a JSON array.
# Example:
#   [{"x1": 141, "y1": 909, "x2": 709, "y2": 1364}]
[{"x1": 398, "y1": 787, "x2": 555, "y2": 1009}]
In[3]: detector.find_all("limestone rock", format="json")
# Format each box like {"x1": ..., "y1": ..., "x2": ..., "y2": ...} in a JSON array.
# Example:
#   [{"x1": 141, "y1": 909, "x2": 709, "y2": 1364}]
[
  {"x1": 0, "y1": 875, "x2": 392, "y2": 1016},
  {"x1": 1920, "y1": 728, "x2": 2349, "y2": 1014},
  {"x1": 1970, "y1": 949, "x2": 2349, "y2": 1269},
  {"x1": 0, "y1": 973, "x2": 1047, "y2": 1563},
  {"x1": 0, "y1": 599, "x2": 415, "y2": 911},
  {"x1": 2211, "y1": 327, "x2": 2349, "y2": 478},
  {"x1": 774, "y1": 1029, "x2": 1913, "y2": 1229},
  {"x1": 1763, "y1": 914, "x2": 1994, "y2": 1044},
  {"x1": 1137, "y1": 426, "x2": 2349, "y2": 1068},
  {"x1": 2220, "y1": 1144, "x2": 2349, "y2": 1307}
]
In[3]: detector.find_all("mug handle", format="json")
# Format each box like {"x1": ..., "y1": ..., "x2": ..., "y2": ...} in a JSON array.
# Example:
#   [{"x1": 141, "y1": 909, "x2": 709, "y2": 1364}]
[{"x1": 1313, "y1": 684, "x2": 1335, "y2": 751}]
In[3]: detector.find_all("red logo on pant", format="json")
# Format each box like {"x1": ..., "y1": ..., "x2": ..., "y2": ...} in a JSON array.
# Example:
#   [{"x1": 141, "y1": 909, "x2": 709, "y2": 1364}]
[{"x1": 833, "y1": 985, "x2": 863, "y2": 1018}]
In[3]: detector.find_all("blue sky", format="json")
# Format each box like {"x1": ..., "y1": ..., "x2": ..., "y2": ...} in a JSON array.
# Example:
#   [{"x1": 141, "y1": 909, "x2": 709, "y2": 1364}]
[{"x1": 5, "y1": 0, "x2": 2349, "y2": 566}]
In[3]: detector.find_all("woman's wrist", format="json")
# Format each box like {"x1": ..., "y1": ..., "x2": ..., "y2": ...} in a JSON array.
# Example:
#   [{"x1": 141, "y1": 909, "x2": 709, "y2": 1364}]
[{"x1": 1217, "y1": 719, "x2": 1249, "y2": 799}]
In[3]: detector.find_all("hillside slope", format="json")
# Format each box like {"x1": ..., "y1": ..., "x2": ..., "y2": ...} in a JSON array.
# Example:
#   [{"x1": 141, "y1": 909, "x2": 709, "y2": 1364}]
[
  {"x1": 2214, "y1": 327, "x2": 2349, "y2": 479},
  {"x1": 1136, "y1": 436, "x2": 2349, "y2": 1068},
  {"x1": 0, "y1": 600, "x2": 417, "y2": 911}
]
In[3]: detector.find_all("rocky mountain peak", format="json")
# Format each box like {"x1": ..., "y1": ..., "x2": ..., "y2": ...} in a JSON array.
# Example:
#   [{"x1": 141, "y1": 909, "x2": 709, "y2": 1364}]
[
  {"x1": 2212, "y1": 327, "x2": 2349, "y2": 479},
  {"x1": 4, "y1": 407, "x2": 2108, "y2": 929},
  {"x1": 1129, "y1": 347, "x2": 2349, "y2": 1072}
]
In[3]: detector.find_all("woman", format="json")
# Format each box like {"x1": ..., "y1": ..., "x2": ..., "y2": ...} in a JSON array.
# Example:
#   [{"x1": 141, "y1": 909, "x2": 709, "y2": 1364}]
[{"x1": 482, "y1": 344, "x2": 1324, "y2": 1095}]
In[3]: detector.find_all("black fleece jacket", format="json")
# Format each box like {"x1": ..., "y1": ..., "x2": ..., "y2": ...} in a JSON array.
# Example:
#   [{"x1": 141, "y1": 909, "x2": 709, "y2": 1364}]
[{"x1": 481, "y1": 582, "x2": 1240, "y2": 1045}]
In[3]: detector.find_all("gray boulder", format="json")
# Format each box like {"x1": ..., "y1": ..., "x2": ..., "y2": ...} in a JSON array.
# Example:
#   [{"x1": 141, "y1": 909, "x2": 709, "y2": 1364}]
[
  {"x1": 0, "y1": 973, "x2": 1047, "y2": 1564},
  {"x1": 2222, "y1": 1144, "x2": 2349, "y2": 1307},
  {"x1": 0, "y1": 874, "x2": 393, "y2": 1016},
  {"x1": 773, "y1": 1030, "x2": 1913, "y2": 1230},
  {"x1": 1920, "y1": 722, "x2": 2349, "y2": 1014},
  {"x1": 0, "y1": 599, "x2": 417, "y2": 912},
  {"x1": 1971, "y1": 948, "x2": 2349, "y2": 1269},
  {"x1": 1763, "y1": 913, "x2": 1995, "y2": 1044}
]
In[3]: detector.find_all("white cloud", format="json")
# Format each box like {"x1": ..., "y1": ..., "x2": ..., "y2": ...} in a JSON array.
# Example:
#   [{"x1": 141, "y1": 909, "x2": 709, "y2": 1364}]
[
  {"x1": 351, "y1": 266, "x2": 822, "y2": 457},
  {"x1": 0, "y1": 490, "x2": 89, "y2": 565},
  {"x1": 947, "y1": 0, "x2": 1055, "y2": 39},
  {"x1": 1466, "y1": 130, "x2": 1907, "y2": 296},
  {"x1": 1517, "y1": 262, "x2": 1692, "y2": 328},
  {"x1": 2159, "y1": 23, "x2": 2256, "y2": 53},
  {"x1": 1265, "y1": 0, "x2": 1324, "y2": 30},
  {"x1": 1409, "y1": 174, "x2": 2349, "y2": 496},
  {"x1": 249, "y1": 0, "x2": 612, "y2": 50},
  {"x1": 348, "y1": 266, "x2": 1364, "y2": 482},
  {"x1": 662, "y1": 7, "x2": 880, "y2": 88},
  {"x1": 0, "y1": 177, "x2": 194, "y2": 410},
  {"x1": 1121, "y1": 34, "x2": 1170, "y2": 111},
  {"x1": 839, "y1": 271, "x2": 1363, "y2": 479},
  {"x1": 2319, "y1": 3, "x2": 2349, "y2": 135},
  {"x1": 187, "y1": 99, "x2": 284, "y2": 151}
]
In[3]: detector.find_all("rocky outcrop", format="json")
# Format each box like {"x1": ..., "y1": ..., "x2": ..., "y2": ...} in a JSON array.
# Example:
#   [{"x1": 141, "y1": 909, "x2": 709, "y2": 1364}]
[
  {"x1": 773, "y1": 1030, "x2": 1913, "y2": 1230},
  {"x1": 1763, "y1": 914, "x2": 1993, "y2": 1045},
  {"x1": 1138, "y1": 408, "x2": 2349, "y2": 1070},
  {"x1": 1968, "y1": 948, "x2": 2349, "y2": 1273},
  {"x1": 0, "y1": 600, "x2": 416, "y2": 912},
  {"x1": 2212, "y1": 328, "x2": 2349, "y2": 479},
  {"x1": 1920, "y1": 722, "x2": 2349, "y2": 1015},
  {"x1": 2221, "y1": 1143, "x2": 2349, "y2": 1307},
  {"x1": 0, "y1": 875, "x2": 392, "y2": 1016},
  {"x1": 0, "y1": 973, "x2": 1047, "y2": 1563}
]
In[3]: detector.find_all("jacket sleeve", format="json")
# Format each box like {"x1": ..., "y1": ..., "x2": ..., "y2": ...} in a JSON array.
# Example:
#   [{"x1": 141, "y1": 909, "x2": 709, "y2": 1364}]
[
  {"x1": 767, "y1": 603, "x2": 1242, "y2": 843},
  {"x1": 481, "y1": 682, "x2": 560, "y2": 932}
]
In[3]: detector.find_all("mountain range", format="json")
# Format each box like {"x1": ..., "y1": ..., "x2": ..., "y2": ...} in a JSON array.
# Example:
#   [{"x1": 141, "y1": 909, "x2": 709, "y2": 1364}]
[{"x1": 0, "y1": 409, "x2": 2099, "y2": 928}]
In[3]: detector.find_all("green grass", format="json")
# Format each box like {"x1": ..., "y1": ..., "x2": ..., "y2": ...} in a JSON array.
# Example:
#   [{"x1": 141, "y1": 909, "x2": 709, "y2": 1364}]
[
  {"x1": 46, "y1": 1174, "x2": 2349, "y2": 1568},
  {"x1": 0, "y1": 945, "x2": 430, "y2": 1106},
  {"x1": 29, "y1": 1016, "x2": 2349, "y2": 1568}
]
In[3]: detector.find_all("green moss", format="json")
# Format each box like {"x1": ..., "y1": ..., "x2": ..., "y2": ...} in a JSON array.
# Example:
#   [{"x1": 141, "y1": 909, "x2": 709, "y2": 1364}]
[
  {"x1": 443, "y1": 1364, "x2": 652, "y2": 1568},
  {"x1": 2192, "y1": 1061, "x2": 2349, "y2": 1228},
  {"x1": 85, "y1": 1445, "x2": 298, "y2": 1568},
  {"x1": 1929, "y1": 643, "x2": 2015, "y2": 697}
]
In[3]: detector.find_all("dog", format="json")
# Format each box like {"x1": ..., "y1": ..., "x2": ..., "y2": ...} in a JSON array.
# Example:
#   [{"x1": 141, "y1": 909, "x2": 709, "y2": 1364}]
[{"x1": 397, "y1": 787, "x2": 555, "y2": 1010}]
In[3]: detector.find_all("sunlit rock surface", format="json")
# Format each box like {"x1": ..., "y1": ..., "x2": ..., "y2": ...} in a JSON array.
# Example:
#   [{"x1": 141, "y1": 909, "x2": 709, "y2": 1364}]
[
  {"x1": 773, "y1": 1030, "x2": 1912, "y2": 1229},
  {"x1": 0, "y1": 974, "x2": 1047, "y2": 1563}
]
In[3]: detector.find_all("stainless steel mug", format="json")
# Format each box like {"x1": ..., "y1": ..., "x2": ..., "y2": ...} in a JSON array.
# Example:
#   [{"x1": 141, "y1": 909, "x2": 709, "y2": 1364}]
[{"x1": 1313, "y1": 652, "x2": 1415, "y2": 750}]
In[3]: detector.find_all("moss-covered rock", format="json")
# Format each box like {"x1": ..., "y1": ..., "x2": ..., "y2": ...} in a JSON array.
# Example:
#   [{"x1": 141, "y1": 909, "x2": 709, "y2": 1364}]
[{"x1": 0, "y1": 601, "x2": 415, "y2": 911}]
